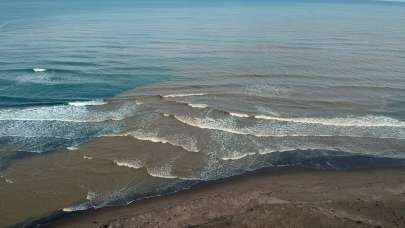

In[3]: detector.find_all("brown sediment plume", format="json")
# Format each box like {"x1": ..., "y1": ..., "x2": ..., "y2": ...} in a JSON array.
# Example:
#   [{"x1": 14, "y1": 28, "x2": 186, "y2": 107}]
[
  {"x1": 0, "y1": 136, "x2": 204, "y2": 227},
  {"x1": 43, "y1": 168, "x2": 405, "y2": 228}
]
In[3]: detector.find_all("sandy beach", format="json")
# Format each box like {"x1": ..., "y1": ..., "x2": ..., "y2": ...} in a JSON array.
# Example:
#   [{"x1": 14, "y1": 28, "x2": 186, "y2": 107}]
[{"x1": 40, "y1": 167, "x2": 405, "y2": 228}]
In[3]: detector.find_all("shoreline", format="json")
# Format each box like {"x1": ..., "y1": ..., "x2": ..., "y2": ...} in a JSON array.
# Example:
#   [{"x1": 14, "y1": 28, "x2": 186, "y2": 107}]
[{"x1": 37, "y1": 166, "x2": 405, "y2": 228}]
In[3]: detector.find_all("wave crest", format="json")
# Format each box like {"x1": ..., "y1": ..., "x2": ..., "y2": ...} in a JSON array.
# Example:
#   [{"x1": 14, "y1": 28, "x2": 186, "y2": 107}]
[
  {"x1": 68, "y1": 100, "x2": 108, "y2": 107},
  {"x1": 114, "y1": 159, "x2": 143, "y2": 169}
]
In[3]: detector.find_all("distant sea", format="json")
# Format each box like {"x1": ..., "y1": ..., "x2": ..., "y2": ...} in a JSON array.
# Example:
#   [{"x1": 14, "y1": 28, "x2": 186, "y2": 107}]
[{"x1": 0, "y1": 0, "x2": 405, "y2": 226}]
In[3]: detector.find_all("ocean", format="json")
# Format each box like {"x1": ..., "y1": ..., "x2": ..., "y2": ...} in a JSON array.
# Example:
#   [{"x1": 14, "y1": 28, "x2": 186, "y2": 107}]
[{"x1": 0, "y1": 0, "x2": 405, "y2": 226}]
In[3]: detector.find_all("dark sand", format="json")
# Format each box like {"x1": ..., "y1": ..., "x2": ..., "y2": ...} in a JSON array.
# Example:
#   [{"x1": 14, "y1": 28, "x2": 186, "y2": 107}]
[{"x1": 42, "y1": 168, "x2": 405, "y2": 228}]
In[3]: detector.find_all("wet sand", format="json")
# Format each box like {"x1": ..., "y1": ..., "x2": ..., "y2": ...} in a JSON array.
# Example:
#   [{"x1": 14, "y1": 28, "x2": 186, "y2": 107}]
[{"x1": 42, "y1": 167, "x2": 405, "y2": 228}]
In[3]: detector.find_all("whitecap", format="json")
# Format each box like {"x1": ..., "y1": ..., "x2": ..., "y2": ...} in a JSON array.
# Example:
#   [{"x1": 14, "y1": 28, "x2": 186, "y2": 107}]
[
  {"x1": 68, "y1": 100, "x2": 108, "y2": 107},
  {"x1": 66, "y1": 146, "x2": 79, "y2": 151},
  {"x1": 188, "y1": 103, "x2": 208, "y2": 109},
  {"x1": 114, "y1": 159, "x2": 143, "y2": 169},
  {"x1": 173, "y1": 115, "x2": 251, "y2": 136},
  {"x1": 118, "y1": 130, "x2": 200, "y2": 152},
  {"x1": 83, "y1": 155, "x2": 93, "y2": 160},
  {"x1": 163, "y1": 93, "x2": 206, "y2": 98},
  {"x1": 33, "y1": 68, "x2": 46, "y2": 72},
  {"x1": 146, "y1": 166, "x2": 178, "y2": 179},
  {"x1": 229, "y1": 112, "x2": 250, "y2": 118},
  {"x1": 86, "y1": 191, "x2": 97, "y2": 201}
]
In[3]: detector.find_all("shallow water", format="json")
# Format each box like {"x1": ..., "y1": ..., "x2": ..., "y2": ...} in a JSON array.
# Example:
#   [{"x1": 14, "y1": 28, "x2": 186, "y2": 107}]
[{"x1": 1, "y1": 0, "x2": 405, "y2": 226}]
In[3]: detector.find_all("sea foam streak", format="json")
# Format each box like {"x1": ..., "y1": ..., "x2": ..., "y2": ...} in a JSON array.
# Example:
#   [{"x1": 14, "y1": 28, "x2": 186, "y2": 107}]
[{"x1": 163, "y1": 93, "x2": 206, "y2": 98}]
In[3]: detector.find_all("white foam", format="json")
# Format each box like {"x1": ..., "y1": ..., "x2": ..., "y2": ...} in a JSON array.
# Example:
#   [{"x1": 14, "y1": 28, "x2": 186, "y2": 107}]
[
  {"x1": 0, "y1": 103, "x2": 136, "y2": 123},
  {"x1": 1, "y1": 175, "x2": 14, "y2": 184},
  {"x1": 179, "y1": 176, "x2": 202, "y2": 181},
  {"x1": 173, "y1": 114, "x2": 405, "y2": 139},
  {"x1": 258, "y1": 149, "x2": 276, "y2": 155},
  {"x1": 253, "y1": 115, "x2": 405, "y2": 127},
  {"x1": 128, "y1": 132, "x2": 169, "y2": 144},
  {"x1": 146, "y1": 166, "x2": 178, "y2": 179},
  {"x1": 163, "y1": 93, "x2": 206, "y2": 98},
  {"x1": 221, "y1": 152, "x2": 256, "y2": 161},
  {"x1": 163, "y1": 113, "x2": 171, "y2": 117},
  {"x1": 114, "y1": 160, "x2": 143, "y2": 169},
  {"x1": 33, "y1": 68, "x2": 46, "y2": 72},
  {"x1": 62, "y1": 204, "x2": 90, "y2": 212},
  {"x1": 229, "y1": 112, "x2": 250, "y2": 118},
  {"x1": 173, "y1": 115, "x2": 252, "y2": 136},
  {"x1": 188, "y1": 103, "x2": 208, "y2": 109},
  {"x1": 86, "y1": 191, "x2": 97, "y2": 201},
  {"x1": 119, "y1": 131, "x2": 199, "y2": 152},
  {"x1": 83, "y1": 155, "x2": 93, "y2": 160},
  {"x1": 68, "y1": 100, "x2": 108, "y2": 107}
]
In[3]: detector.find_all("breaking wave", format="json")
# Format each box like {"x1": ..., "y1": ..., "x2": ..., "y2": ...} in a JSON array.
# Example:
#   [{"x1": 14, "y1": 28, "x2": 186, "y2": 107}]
[
  {"x1": 253, "y1": 114, "x2": 405, "y2": 127},
  {"x1": 173, "y1": 114, "x2": 405, "y2": 139},
  {"x1": 146, "y1": 165, "x2": 178, "y2": 179},
  {"x1": 187, "y1": 103, "x2": 208, "y2": 109},
  {"x1": 221, "y1": 152, "x2": 256, "y2": 161},
  {"x1": 83, "y1": 155, "x2": 93, "y2": 160},
  {"x1": 114, "y1": 159, "x2": 143, "y2": 169},
  {"x1": 68, "y1": 100, "x2": 108, "y2": 107},
  {"x1": 0, "y1": 103, "x2": 136, "y2": 123},
  {"x1": 32, "y1": 68, "x2": 46, "y2": 72},
  {"x1": 229, "y1": 112, "x2": 250, "y2": 118},
  {"x1": 115, "y1": 130, "x2": 199, "y2": 152}
]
